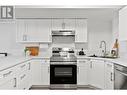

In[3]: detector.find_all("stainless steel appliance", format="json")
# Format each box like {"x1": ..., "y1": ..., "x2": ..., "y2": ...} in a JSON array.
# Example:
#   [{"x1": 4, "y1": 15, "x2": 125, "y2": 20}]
[
  {"x1": 50, "y1": 47, "x2": 77, "y2": 89},
  {"x1": 52, "y1": 30, "x2": 75, "y2": 36},
  {"x1": 114, "y1": 64, "x2": 127, "y2": 89}
]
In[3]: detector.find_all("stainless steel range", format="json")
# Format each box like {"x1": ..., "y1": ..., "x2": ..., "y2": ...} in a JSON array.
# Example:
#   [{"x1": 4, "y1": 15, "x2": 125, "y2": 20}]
[{"x1": 50, "y1": 47, "x2": 77, "y2": 89}]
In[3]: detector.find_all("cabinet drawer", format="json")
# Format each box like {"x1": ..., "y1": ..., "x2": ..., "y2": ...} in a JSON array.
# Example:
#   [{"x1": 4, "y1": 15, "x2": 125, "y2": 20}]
[
  {"x1": 16, "y1": 62, "x2": 30, "y2": 74},
  {"x1": 77, "y1": 60, "x2": 88, "y2": 66},
  {"x1": 0, "y1": 68, "x2": 15, "y2": 80}
]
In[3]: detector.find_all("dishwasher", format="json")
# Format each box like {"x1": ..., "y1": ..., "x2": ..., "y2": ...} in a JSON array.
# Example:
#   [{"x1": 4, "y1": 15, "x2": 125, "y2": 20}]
[{"x1": 115, "y1": 64, "x2": 127, "y2": 89}]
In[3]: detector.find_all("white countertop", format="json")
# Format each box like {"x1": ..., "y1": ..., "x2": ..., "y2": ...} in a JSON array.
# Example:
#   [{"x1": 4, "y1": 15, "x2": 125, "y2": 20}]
[
  {"x1": 77, "y1": 55, "x2": 127, "y2": 67},
  {"x1": 1, "y1": 54, "x2": 127, "y2": 72},
  {"x1": 0, "y1": 54, "x2": 51, "y2": 71}
]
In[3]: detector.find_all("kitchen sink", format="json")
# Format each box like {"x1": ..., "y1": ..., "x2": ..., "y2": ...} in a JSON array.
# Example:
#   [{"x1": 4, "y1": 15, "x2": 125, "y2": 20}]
[{"x1": 88, "y1": 55, "x2": 117, "y2": 59}]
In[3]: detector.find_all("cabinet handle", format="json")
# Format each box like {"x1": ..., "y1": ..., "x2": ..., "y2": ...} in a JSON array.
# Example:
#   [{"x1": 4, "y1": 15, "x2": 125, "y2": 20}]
[
  {"x1": 77, "y1": 67, "x2": 79, "y2": 74},
  {"x1": 14, "y1": 78, "x2": 17, "y2": 87},
  {"x1": 3, "y1": 71, "x2": 12, "y2": 77},
  {"x1": 20, "y1": 74, "x2": 26, "y2": 80},
  {"x1": 23, "y1": 35, "x2": 27, "y2": 41},
  {"x1": 28, "y1": 62, "x2": 31, "y2": 70},
  {"x1": 48, "y1": 66, "x2": 50, "y2": 73},
  {"x1": 111, "y1": 72, "x2": 113, "y2": 81},
  {"x1": 20, "y1": 64, "x2": 26, "y2": 68},
  {"x1": 90, "y1": 61, "x2": 92, "y2": 68}
]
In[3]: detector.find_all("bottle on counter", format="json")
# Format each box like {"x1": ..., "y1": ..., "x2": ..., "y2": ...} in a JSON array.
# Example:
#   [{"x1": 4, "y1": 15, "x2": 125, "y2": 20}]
[
  {"x1": 111, "y1": 39, "x2": 119, "y2": 57},
  {"x1": 79, "y1": 48, "x2": 85, "y2": 55}
]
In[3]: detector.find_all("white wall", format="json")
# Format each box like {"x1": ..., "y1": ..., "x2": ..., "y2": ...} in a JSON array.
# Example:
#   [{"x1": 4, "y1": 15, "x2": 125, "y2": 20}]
[
  {"x1": 88, "y1": 20, "x2": 112, "y2": 53},
  {"x1": 0, "y1": 20, "x2": 24, "y2": 55},
  {"x1": 0, "y1": 8, "x2": 115, "y2": 55}
]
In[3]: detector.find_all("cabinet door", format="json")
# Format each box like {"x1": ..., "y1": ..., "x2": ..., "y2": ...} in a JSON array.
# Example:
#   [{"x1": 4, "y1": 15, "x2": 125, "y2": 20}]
[
  {"x1": 37, "y1": 20, "x2": 51, "y2": 42},
  {"x1": 42, "y1": 60, "x2": 50, "y2": 85},
  {"x1": 119, "y1": 7, "x2": 127, "y2": 41},
  {"x1": 31, "y1": 60, "x2": 43, "y2": 85},
  {"x1": 16, "y1": 20, "x2": 27, "y2": 42},
  {"x1": 75, "y1": 19, "x2": 87, "y2": 43},
  {"x1": 51, "y1": 19, "x2": 75, "y2": 30},
  {"x1": 77, "y1": 60, "x2": 89, "y2": 85},
  {"x1": 52, "y1": 19, "x2": 63, "y2": 30},
  {"x1": 63, "y1": 19, "x2": 75, "y2": 30},
  {"x1": 0, "y1": 78, "x2": 16, "y2": 90},
  {"x1": 104, "y1": 62, "x2": 114, "y2": 89},
  {"x1": 17, "y1": 70, "x2": 29, "y2": 90},
  {"x1": 26, "y1": 20, "x2": 38, "y2": 41},
  {"x1": 88, "y1": 60, "x2": 105, "y2": 89}
]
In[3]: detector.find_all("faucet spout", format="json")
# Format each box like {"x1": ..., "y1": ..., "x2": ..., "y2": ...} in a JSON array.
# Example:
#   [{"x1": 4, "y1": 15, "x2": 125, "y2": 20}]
[{"x1": 100, "y1": 40, "x2": 107, "y2": 56}]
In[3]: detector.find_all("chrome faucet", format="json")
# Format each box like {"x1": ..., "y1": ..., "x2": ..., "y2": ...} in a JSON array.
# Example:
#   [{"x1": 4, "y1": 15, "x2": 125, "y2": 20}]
[{"x1": 100, "y1": 40, "x2": 107, "y2": 56}]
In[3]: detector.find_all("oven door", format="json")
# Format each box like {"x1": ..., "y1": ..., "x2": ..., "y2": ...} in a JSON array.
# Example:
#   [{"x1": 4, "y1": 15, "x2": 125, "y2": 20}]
[{"x1": 50, "y1": 64, "x2": 77, "y2": 84}]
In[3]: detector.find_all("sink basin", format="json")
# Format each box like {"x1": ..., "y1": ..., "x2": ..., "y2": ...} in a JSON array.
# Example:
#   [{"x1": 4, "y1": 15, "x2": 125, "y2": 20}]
[
  {"x1": 98, "y1": 56, "x2": 117, "y2": 59},
  {"x1": 88, "y1": 55, "x2": 117, "y2": 59}
]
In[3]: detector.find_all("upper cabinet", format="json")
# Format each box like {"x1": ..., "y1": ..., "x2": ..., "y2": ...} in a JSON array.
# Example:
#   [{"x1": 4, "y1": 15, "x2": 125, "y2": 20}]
[
  {"x1": 16, "y1": 18, "x2": 87, "y2": 43},
  {"x1": 119, "y1": 6, "x2": 127, "y2": 41},
  {"x1": 16, "y1": 19, "x2": 52, "y2": 43},
  {"x1": 75, "y1": 19, "x2": 87, "y2": 43},
  {"x1": 51, "y1": 19, "x2": 75, "y2": 30},
  {"x1": 51, "y1": 18, "x2": 87, "y2": 43}
]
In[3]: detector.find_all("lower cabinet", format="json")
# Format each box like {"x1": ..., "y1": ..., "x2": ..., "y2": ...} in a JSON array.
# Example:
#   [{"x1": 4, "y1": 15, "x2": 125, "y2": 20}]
[
  {"x1": 77, "y1": 59, "x2": 89, "y2": 86},
  {"x1": 42, "y1": 60, "x2": 50, "y2": 85},
  {"x1": 104, "y1": 61, "x2": 114, "y2": 89},
  {"x1": 31, "y1": 60, "x2": 43, "y2": 85},
  {"x1": 17, "y1": 70, "x2": 30, "y2": 90},
  {"x1": 0, "y1": 78, "x2": 16, "y2": 90},
  {"x1": 31, "y1": 59, "x2": 50, "y2": 86},
  {"x1": 0, "y1": 58, "x2": 114, "y2": 90},
  {"x1": 88, "y1": 60, "x2": 105, "y2": 89}
]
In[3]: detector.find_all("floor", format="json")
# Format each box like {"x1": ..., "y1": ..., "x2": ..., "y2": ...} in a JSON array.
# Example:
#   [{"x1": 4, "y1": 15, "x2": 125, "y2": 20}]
[{"x1": 30, "y1": 85, "x2": 99, "y2": 90}]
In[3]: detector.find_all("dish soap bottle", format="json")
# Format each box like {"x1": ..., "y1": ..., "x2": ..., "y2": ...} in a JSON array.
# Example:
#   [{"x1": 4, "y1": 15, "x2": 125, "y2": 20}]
[
  {"x1": 111, "y1": 39, "x2": 119, "y2": 57},
  {"x1": 79, "y1": 48, "x2": 85, "y2": 55}
]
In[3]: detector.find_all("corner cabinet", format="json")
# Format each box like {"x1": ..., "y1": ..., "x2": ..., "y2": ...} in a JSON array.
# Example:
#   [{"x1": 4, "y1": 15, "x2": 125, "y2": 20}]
[
  {"x1": 16, "y1": 19, "x2": 52, "y2": 43},
  {"x1": 119, "y1": 6, "x2": 127, "y2": 41}
]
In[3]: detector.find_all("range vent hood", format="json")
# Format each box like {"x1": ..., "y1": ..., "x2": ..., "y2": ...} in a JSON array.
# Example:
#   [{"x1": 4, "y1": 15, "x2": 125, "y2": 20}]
[{"x1": 52, "y1": 30, "x2": 75, "y2": 36}]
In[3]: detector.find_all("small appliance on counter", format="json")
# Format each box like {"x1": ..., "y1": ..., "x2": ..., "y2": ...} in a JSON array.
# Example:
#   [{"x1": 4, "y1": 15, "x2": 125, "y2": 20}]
[
  {"x1": 78, "y1": 48, "x2": 85, "y2": 56},
  {"x1": 24, "y1": 47, "x2": 39, "y2": 56}
]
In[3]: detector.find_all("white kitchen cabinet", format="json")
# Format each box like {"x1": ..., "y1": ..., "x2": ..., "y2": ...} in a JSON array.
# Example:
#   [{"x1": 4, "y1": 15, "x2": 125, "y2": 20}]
[
  {"x1": 26, "y1": 20, "x2": 51, "y2": 42},
  {"x1": 41, "y1": 60, "x2": 50, "y2": 85},
  {"x1": 0, "y1": 78, "x2": 16, "y2": 90},
  {"x1": 88, "y1": 60, "x2": 105, "y2": 89},
  {"x1": 119, "y1": 6, "x2": 127, "y2": 41},
  {"x1": 77, "y1": 59, "x2": 89, "y2": 85},
  {"x1": 0, "y1": 65, "x2": 17, "y2": 90},
  {"x1": 17, "y1": 70, "x2": 30, "y2": 90},
  {"x1": 31, "y1": 60, "x2": 43, "y2": 85},
  {"x1": 16, "y1": 20, "x2": 27, "y2": 42},
  {"x1": 31, "y1": 59, "x2": 50, "y2": 86},
  {"x1": 16, "y1": 19, "x2": 51, "y2": 42},
  {"x1": 17, "y1": 61, "x2": 31, "y2": 90},
  {"x1": 51, "y1": 19, "x2": 75, "y2": 30},
  {"x1": 75, "y1": 19, "x2": 87, "y2": 43},
  {"x1": 104, "y1": 62, "x2": 114, "y2": 89}
]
